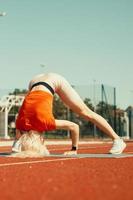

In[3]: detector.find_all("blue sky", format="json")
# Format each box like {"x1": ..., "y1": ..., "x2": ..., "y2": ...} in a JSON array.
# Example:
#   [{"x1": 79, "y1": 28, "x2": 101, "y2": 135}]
[{"x1": 0, "y1": 0, "x2": 133, "y2": 109}]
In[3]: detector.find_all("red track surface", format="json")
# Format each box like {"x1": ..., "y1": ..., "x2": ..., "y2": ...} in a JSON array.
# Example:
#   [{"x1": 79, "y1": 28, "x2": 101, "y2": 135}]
[{"x1": 0, "y1": 142, "x2": 133, "y2": 200}]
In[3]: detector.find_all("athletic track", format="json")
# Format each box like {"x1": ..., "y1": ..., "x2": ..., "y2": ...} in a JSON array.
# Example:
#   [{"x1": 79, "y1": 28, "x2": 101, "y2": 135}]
[{"x1": 0, "y1": 140, "x2": 133, "y2": 200}]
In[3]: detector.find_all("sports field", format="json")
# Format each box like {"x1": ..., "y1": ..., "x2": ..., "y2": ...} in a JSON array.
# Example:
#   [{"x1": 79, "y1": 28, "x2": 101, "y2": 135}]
[{"x1": 0, "y1": 140, "x2": 133, "y2": 200}]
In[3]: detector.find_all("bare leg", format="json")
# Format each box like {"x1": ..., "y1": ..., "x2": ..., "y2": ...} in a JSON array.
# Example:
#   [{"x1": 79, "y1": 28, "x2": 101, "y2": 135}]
[
  {"x1": 56, "y1": 77, "x2": 119, "y2": 140},
  {"x1": 56, "y1": 76, "x2": 126, "y2": 154}
]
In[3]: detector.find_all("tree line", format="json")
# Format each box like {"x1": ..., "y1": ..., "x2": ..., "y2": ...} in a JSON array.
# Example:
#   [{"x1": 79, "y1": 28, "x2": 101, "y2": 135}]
[{"x1": 8, "y1": 88, "x2": 129, "y2": 138}]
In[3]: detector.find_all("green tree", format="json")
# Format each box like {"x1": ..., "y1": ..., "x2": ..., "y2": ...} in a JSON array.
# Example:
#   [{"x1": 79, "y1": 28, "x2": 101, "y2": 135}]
[{"x1": 9, "y1": 88, "x2": 27, "y2": 95}]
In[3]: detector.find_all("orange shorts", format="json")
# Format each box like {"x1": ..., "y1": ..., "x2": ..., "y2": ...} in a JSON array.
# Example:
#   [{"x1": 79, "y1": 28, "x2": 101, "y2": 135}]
[{"x1": 16, "y1": 91, "x2": 56, "y2": 132}]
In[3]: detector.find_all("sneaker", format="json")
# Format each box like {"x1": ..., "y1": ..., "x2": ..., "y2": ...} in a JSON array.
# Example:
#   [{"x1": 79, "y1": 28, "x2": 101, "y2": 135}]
[
  {"x1": 12, "y1": 139, "x2": 21, "y2": 153},
  {"x1": 109, "y1": 138, "x2": 126, "y2": 154}
]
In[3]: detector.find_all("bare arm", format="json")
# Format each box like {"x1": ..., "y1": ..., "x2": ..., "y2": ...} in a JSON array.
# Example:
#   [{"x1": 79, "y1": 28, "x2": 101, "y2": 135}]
[{"x1": 55, "y1": 119, "x2": 79, "y2": 154}]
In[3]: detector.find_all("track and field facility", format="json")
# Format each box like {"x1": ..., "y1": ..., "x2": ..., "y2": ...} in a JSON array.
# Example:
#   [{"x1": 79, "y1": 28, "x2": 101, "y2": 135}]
[{"x1": 0, "y1": 139, "x2": 133, "y2": 200}]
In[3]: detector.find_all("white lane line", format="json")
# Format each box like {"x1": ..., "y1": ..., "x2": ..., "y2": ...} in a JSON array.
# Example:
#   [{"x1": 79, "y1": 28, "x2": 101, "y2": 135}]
[{"x1": 0, "y1": 157, "x2": 78, "y2": 167}]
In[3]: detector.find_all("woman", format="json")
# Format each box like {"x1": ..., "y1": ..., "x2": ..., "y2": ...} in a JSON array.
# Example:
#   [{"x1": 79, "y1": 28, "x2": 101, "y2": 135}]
[{"x1": 12, "y1": 72, "x2": 126, "y2": 156}]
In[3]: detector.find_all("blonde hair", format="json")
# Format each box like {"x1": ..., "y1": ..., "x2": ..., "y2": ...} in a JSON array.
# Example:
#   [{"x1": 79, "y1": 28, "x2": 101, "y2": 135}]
[{"x1": 12, "y1": 131, "x2": 49, "y2": 158}]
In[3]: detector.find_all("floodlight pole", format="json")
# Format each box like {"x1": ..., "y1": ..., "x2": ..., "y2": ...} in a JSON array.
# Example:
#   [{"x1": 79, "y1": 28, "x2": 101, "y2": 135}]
[
  {"x1": 93, "y1": 79, "x2": 97, "y2": 137},
  {"x1": 113, "y1": 87, "x2": 117, "y2": 132},
  {"x1": 4, "y1": 107, "x2": 9, "y2": 139},
  {"x1": 0, "y1": 12, "x2": 6, "y2": 17}
]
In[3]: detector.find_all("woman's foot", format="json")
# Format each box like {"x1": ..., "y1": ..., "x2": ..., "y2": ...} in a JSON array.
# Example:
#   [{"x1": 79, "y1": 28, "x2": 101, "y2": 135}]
[{"x1": 109, "y1": 138, "x2": 126, "y2": 154}]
